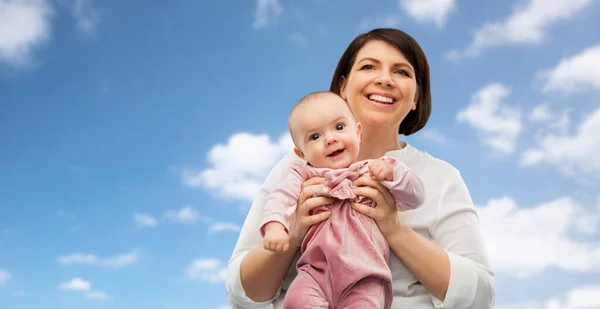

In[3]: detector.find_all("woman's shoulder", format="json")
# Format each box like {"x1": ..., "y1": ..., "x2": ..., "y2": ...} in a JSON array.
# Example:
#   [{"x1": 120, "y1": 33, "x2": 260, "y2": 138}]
[
  {"x1": 388, "y1": 144, "x2": 462, "y2": 181},
  {"x1": 387, "y1": 144, "x2": 458, "y2": 174},
  {"x1": 261, "y1": 152, "x2": 304, "y2": 190}
]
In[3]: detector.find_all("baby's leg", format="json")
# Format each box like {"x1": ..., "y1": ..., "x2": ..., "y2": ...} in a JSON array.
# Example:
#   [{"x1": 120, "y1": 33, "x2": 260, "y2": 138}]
[
  {"x1": 337, "y1": 277, "x2": 390, "y2": 309},
  {"x1": 284, "y1": 269, "x2": 329, "y2": 309}
]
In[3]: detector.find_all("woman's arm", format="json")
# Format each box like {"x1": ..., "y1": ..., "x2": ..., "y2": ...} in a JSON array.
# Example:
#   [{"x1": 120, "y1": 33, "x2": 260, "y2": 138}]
[
  {"x1": 385, "y1": 222, "x2": 451, "y2": 301},
  {"x1": 351, "y1": 175, "x2": 451, "y2": 300},
  {"x1": 423, "y1": 167, "x2": 495, "y2": 309},
  {"x1": 239, "y1": 246, "x2": 299, "y2": 302},
  {"x1": 352, "y1": 167, "x2": 494, "y2": 309}
]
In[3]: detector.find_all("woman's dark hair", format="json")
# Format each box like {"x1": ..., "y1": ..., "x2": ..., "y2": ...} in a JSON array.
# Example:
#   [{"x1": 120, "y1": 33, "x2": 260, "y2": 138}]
[{"x1": 329, "y1": 28, "x2": 431, "y2": 136}]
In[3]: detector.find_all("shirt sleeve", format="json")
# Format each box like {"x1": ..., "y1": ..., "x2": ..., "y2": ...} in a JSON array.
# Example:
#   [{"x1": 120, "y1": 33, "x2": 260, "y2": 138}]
[
  {"x1": 260, "y1": 162, "x2": 307, "y2": 236},
  {"x1": 380, "y1": 156, "x2": 425, "y2": 211},
  {"x1": 430, "y1": 166, "x2": 495, "y2": 309},
  {"x1": 225, "y1": 154, "x2": 298, "y2": 309}
]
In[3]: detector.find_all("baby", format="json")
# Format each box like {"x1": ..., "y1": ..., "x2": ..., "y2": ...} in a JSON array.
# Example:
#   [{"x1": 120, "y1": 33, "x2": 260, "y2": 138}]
[{"x1": 260, "y1": 91, "x2": 425, "y2": 309}]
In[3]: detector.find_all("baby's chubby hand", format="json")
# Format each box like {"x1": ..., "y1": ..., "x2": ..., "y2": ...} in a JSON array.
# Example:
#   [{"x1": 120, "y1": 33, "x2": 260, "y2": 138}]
[
  {"x1": 263, "y1": 222, "x2": 290, "y2": 253},
  {"x1": 368, "y1": 159, "x2": 394, "y2": 182}
]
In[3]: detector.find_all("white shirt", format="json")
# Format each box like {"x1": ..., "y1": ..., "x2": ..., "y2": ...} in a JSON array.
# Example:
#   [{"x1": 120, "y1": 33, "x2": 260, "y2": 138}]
[{"x1": 225, "y1": 144, "x2": 495, "y2": 309}]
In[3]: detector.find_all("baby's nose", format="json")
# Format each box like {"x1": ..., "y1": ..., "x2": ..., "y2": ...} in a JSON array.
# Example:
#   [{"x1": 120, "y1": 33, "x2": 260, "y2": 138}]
[{"x1": 325, "y1": 135, "x2": 338, "y2": 145}]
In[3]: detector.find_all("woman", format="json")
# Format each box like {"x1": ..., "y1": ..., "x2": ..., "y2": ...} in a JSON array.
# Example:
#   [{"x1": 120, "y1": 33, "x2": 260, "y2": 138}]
[{"x1": 225, "y1": 28, "x2": 495, "y2": 309}]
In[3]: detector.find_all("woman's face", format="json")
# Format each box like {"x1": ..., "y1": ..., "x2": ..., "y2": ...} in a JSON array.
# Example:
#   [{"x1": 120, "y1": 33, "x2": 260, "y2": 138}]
[{"x1": 340, "y1": 40, "x2": 418, "y2": 132}]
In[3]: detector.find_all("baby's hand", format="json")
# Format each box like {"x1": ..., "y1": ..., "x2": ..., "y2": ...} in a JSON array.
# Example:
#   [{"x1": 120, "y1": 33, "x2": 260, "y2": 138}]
[
  {"x1": 368, "y1": 159, "x2": 394, "y2": 182},
  {"x1": 263, "y1": 222, "x2": 290, "y2": 253}
]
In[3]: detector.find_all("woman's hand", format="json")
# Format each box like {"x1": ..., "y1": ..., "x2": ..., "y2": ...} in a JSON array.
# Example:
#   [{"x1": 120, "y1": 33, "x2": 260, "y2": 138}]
[
  {"x1": 351, "y1": 173, "x2": 402, "y2": 239},
  {"x1": 288, "y1": 177, "x2": 334, "y2": 250}
]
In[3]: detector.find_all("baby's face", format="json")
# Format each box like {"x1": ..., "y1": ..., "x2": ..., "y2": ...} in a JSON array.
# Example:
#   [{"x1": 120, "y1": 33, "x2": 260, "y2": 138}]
[{"x1": 291, "y1": 97, "x2": 361, "y2": 169}]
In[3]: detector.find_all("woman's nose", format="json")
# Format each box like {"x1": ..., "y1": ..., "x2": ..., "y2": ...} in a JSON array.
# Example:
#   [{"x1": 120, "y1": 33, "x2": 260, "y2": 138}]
[{"x1": 375, "y1": 72, "x2": 394, "y2": 88}]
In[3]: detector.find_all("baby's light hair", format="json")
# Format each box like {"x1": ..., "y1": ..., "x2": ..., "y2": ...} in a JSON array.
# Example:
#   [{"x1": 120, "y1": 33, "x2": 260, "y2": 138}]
[
  {"x1": 287, "y1": 91, "x2": 355, "y2": 146},
  {"x1": 288, "y1": 91, "x2": 354, "y2": 131}
]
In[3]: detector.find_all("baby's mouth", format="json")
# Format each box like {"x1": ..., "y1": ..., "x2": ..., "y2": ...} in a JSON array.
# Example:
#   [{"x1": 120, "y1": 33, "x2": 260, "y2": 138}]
[{"x1": 327, "y1": 148, "x2": 345, "y2": 157}]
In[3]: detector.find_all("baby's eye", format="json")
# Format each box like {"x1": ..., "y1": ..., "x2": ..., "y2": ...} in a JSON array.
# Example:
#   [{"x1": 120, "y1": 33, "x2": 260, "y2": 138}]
[
  {"x1": 310, "y1": 133, "x2": 320, "y2": 141},
  {"x1": 335, "y1": 124, "x2": 345, "y2": 130}
]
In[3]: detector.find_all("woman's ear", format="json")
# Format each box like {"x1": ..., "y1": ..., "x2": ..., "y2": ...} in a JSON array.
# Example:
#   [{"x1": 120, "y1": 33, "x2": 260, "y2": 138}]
[{"x1": 412, "y1": 88, "x2": 419, "y2": 110}]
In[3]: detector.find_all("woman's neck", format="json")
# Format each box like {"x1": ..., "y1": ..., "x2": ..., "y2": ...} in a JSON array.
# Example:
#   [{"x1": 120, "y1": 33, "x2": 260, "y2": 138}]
[{"x1": 357, "y1": 125, "x2": 405, "y2": 161}]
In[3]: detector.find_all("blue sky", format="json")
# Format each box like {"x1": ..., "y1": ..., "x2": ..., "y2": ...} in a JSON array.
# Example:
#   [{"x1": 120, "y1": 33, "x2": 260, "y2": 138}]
[{"x1": 1, "y1": 0, "x2": 600, "y2": 308}]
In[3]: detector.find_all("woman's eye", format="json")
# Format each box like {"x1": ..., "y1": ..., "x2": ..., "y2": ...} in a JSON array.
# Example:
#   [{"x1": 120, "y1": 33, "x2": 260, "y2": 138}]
[
  {"x1": 310, "y1": 133, "x2": 320, "y2": 141},
  {"x1": 335, "y1": 124, "x2": 344, "y2": 130},
  {"x1": 360, "y1": 64, "x2": 374, "y2": 70},
  {"x1": 395, "y1": 69, "x2": 409, "y2": 76}
]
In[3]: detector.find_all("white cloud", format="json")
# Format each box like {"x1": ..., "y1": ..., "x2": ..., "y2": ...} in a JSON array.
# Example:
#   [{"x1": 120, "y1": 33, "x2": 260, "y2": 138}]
[
  {"x1": 58, "y1": 253, "x2": 97, "y2": 264},
  {"x1": 182, "y1": 132, "x2": 293, "y2": 202},
  {"x1": 476, "y1": 196, "x2": 600, "y2": 278},
  {"x1": 446, "y1": 0, "x2": 594, "y2": 59},
  {"x1": 289, "y1": 32, "x2": 308, "y2": 48},
  {"x1": 59, "y1": 278, "x2": 91, "y2": 291},
  {"x1": 529, "y1": 104, "x2": 553, "y2": 122},
  {"x1": 399, "y1": 0, "x2": 456, "y2": 28},
  {"x1": 495, "y1": 284, "x2": 600, "y2": 309},
  {"x1": 71, "y1": 0, "x2": 100, "y2": 35},
  {"x1": 456, "y1": 83, "x2": 522, "y2": 154},
  {"x1": 527, "y1": 105, "x2": 573, "y2": 148},
  {"x1": 253, "y1": 0, "x2": 282, "y2": 29},
  {"x1": 135, "y1": 207, "x2": 233, "y2": 233},
  {"x1": 58, "y1": 278, "x2": 109, "y2": 300},
  {"x1": 86, "y1": 290, "x2": 109, "y2": 300},
  {"x1": 538, "y1": 44, "x2": 600, "y2": 93},
  {"x1": 208, "y1": 222, "x2": 241, "y2": 233},
  {"x1": 528, "y1": 106, "x2": 571, "y2": 142},
  {"x1": 0, "y1": 0, "x2": 53, "y2": 68},
  {"x1": 133, "y1": 213, "x2": 158, "y2": 229},
  {"x1": 163, "y1": 205, "x2": 203, "y2": 224},
  {"x1": 102, "y1": 251, "x2": 138, "y2": 267},
  {"x1": 420, "y1": 128, "x2": 449, "y2": 144},
  {"x1": 57, "y1": 250, "x2": 138, "y2": 267},
  {"x1": 185, "y1": 258, "x2": 227, "y2": 283},
  {"x1": 521, "y1": 105, "x2": 600, "y2": 176},
  {"x1": 0, "y1": 270, "x2": 10, "y2": 286}
]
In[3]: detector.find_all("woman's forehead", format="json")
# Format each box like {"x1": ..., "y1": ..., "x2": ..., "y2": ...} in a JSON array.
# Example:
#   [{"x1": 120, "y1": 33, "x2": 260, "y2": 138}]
[{"x1": 355, "y1": 40, "x2": 411, "y2": 66}]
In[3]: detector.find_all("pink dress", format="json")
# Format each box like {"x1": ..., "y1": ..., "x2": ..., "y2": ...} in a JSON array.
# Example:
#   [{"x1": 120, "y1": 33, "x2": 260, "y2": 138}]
[{"x1": 260, "y1": 157, "x2": 425, "y2": 309}]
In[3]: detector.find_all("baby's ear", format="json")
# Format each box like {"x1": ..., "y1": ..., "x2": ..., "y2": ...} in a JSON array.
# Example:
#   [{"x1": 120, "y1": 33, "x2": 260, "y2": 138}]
[{"x1": 294, "y1": 147, "x2": 305, "y2": 159}]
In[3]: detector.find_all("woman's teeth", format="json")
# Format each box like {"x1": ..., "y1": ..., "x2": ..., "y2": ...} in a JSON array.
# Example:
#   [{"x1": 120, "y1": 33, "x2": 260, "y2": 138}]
[{"x1": 368, "y1": 94, "x2": 394, "y2": 104}]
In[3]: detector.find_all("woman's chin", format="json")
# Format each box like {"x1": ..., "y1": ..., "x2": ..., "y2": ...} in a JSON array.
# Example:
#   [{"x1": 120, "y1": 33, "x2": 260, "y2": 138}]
[
  {"x1": 358, "y1": 110, "x2": 407, "y2": 130},
  {"x1": 361, "y1": 118, "x2": 397, "y2": 129}
]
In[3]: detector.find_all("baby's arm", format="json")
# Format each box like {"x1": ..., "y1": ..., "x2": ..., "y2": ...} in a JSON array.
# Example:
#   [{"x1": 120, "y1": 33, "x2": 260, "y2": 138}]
[
  {"x1": 369, "y1": 157, "x2": 425, "y2": 211},
  {"x1": 260, "y1": 165, "x2": 306, "y2": 253},
  {"x1": 367, "y1": 158, "x2": 395, "y2": 182},
  {"x1": 262, "y1": 221, "x2": 290, "y2": 253}
]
